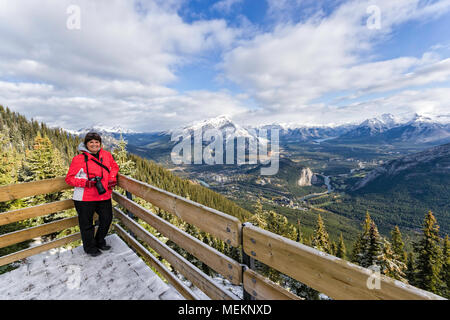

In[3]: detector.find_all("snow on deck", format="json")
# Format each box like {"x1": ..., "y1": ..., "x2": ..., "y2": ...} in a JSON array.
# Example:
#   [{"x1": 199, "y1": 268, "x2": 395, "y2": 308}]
[{"x1": 0, "y1": 234, "x2": 184, "y2": 300}]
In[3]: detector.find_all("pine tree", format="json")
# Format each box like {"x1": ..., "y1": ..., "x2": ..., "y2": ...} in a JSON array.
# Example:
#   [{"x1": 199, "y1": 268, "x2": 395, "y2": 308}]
[
  {"x1": 380, "y1": 237, "x2": 407, "y2": 282},
  {"x1": 330, "y1": 241, "x2": 337, "y2": 256},
  {"x1": 112, "y1": 133, "x2": 136, "y2": 177},
  {"x1": 352, "y1": 212, "x2": 372, "y2": 264},
  {"x1": 406, "y1": 252, "x2": 416, "y2": 286},
  {"x1": 265, "y1": 210, "x2": 297, "y2": 241},
  {"x1": 359, "y1": 221, "x2": 383, "y2": 268},
  {"x1": 312, "y1": 214, "x2": 331, "y2": 254},
  {"x1": 351, "y1": 235, "x2": 362, "y2": 263},
  {"x1": 0, "y1": 132, "x2": 16, "y2": 187},
  {"x1": 336, "y1": 233, "x2": 346, "y2": 259},
  {"x1": 19, "y1": 133, "x2": 67, "y2": 226},
  {"x1": 20, "y1": 132, "x2": 65, "y2": 182},
  {"x1": 249, "y1": 198, "x2": 267, "y2": 229},
  {"x1": 440, "y1": 235, "x2": 449, "y2": 298},
  {"x1": 391, "y1": 226, "x2": 406, "y2": 263},
  {"x1": 414, "y1": 211, "x2": 443, "y2": 294}
]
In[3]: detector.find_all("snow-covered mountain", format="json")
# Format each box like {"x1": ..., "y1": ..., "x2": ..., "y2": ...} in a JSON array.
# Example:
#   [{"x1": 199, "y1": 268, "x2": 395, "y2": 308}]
[
  {"x1": 167, "y1": 115, "x2": 260, "y2": 142},
  {"x1": 339, "y1": 113, "x2": 400, "y2": 139},
  {"x1": 68, "y1": 124, "x2": 139, "y2": 136},
  {"x1": 333, "y1": 113, "x2": 450, "y2": 144},
  {"x1": 67, "y1": 113, "x2": 450, "y2": 146},
  {"x1": 377, "y1": 113, "x2": 450, "y2": 144}
]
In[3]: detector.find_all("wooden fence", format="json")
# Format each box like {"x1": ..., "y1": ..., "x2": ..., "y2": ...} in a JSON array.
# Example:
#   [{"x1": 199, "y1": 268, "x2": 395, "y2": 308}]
[{"x1": 0, "y1": 175, "x2": 445, "y2": 300}]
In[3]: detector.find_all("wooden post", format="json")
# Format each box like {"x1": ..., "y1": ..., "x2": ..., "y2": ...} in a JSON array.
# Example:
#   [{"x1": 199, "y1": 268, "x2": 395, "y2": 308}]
[{"x1": 242, "y1": 222, "x2": 255, "y2": 300}]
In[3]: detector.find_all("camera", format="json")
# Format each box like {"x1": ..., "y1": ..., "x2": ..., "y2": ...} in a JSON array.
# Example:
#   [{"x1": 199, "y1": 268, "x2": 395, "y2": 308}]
[{"x1": 92, "y1": 176, "x2": 106, "y2": 195}]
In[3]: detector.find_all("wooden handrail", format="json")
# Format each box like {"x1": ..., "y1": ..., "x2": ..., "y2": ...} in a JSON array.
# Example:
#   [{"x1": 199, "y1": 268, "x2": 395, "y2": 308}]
[
  {"x1": 113, "y1": 207, "x2": 239, "y2": 300},
  {"x1": 113, "y1": 192, "x2": 242, "y2": 285},
  {"x1": 0, "y1": 177, "x2": 71, "y2": 202},
  {"x1": 0, "y1": 216, "x2": 78, "y2": 249},
  {"x1": 0, "y1": 232, "x2": 81, "y2": 267},
  {"x1": 243, "y1": 268, "x2": 302, "y2": 300},
  {"x1": 242, "y1": 224, "x2": 444, "y2": 300},
  {"x1": 114, "y1": 223, "x2": 198, "y2": 300},
  {"x1": 117, "y1": 174, "x2": 242, "y2": 247},
  {"x1": 0, "y1": 199, "x2": 74, "y2": 226}
]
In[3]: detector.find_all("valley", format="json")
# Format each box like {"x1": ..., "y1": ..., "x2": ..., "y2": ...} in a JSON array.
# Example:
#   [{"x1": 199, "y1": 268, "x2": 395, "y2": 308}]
[{"x1": 77, "y1": 113, "x2": 450, "y2": 247}]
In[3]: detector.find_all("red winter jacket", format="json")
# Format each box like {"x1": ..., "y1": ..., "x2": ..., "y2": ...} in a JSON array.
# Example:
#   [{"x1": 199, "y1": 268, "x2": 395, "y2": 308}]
[{"x1": 65, "y1": 143, "x2": 120, "y2": 201}]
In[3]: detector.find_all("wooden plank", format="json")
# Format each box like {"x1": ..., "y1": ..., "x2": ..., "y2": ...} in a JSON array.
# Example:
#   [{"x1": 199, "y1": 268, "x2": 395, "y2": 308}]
[
  {"x1": 0, "y1": 232, "x2": 81, "y2": 267},
  {"x1": 113, "y1": 207, "x2": 239, "y2": 300},
  {"x1": 114, "y1": 223, "x2": 198, "y2": 300},
  {"x1": 0, "y1": 216, "x2": 79, "y2": 249},
  {"x1": 0, "y1": 199, "x2": 74, "y2": 226},
  {"x1": 242, "y1": 224, "x2": 444, "y2": 300},
  {"x1": 113, "y1": 191, "x2": 242, "y2": 285},
  {"x1": 117, "y1": 174, "x2": 241, "y2": 247},
  {"x1": 243, "y1": 268, "x2": 302, "y2": 300},
  {"x1": 0, "y1": 177, "x2": 72, "y2": 202}
]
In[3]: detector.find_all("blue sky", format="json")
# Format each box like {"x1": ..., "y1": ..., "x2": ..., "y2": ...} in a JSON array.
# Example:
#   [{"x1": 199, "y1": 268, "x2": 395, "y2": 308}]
[{"x1": 0, "y1": 0, "x2": 449, "y2": 131}]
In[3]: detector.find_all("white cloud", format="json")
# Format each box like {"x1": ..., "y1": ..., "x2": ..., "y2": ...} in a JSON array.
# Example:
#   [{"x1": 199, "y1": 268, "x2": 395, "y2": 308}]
[
  {"x1": 222, "y1": 0, "x2": 450, "y2": 122},
  {"x1": 0, "y1": 0, "x2": 449, "y2": 131},
  {"x1": 0, "y1": 0, "x2": 244, "y2": 131},
  {"x1": 212, "y1": 0, "x2": 243, "y2": 13}
]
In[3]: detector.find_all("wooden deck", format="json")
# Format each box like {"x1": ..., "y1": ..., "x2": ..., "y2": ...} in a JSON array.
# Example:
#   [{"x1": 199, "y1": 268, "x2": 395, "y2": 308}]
[{"x1": 0, "y1": 234, "x2": 184, "y2": 300}]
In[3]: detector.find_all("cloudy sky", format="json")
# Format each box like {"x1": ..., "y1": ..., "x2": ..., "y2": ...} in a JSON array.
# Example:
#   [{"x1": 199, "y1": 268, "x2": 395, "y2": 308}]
[{"x1": 0, "y1": 0, "x2": 449, "y2": 132}]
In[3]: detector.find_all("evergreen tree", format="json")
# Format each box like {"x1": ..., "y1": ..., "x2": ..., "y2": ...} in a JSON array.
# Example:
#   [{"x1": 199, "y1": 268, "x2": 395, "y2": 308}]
[
  {"x1": 18, "y1": 133, "x2": 67, "y2": 227},
  {"x1": 112, "y1": 133, "x2": 136, "y2": 177},
  {"x1": 249, "y1": 198, "x2": 267, "y2": 229},
  {"x1": 351, "y1": 235, "x2": 362, "y2": 263},
  {"x1": 312, "y1": 214, "x2": 331, "y2": 254},
  {"x1": 440, "y1": 235, "x2": 449, "y2": 298},
  {"x1": 20, "y1": 132, "x2": 65, "y2": 182},
  {"x1": 330, "y1": 241, "x2": 337, "y2": 256},
  {"x1": 265, "y1": 210, "x2": 297, "y2": 241},
  {"x1": 391, "y1": 226, "x2": 406, "y2": 263},
  {"x1": 0, "y1": 132, "x2": 17, "y2": 187},
  {"x1": 406, "y1": 252, "x2": 416, "y2": 286},
  {"x1": 352, "y1": 212, "x2": 372, "y2": 264},
  {"x1": 359, "y1": 221, "x2": 383, "y2": 268},
  {"x1": 336, "y1": 233, "x2": 346, "y2": 259},
  {"x1": 380, "y1": 237, "x2": 407, "y2": 282},
  {"x1": 414, "y1": 211, "x2": 443, "y2": 294}
]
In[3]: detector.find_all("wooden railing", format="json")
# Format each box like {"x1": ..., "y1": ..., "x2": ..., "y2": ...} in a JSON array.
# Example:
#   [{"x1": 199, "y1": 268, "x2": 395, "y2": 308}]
[
  {"x1": 0, "y1": 178, "x2": 81, "y2": 267},
  {"x1": 0, "y1": 175, "x2": 445, "y2": 300}
]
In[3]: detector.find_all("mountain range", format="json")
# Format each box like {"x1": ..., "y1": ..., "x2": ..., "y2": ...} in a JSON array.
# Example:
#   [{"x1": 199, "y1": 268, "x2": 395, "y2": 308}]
[{"x1": 68, "y1": 113, "x2": 450, "y2": 147}]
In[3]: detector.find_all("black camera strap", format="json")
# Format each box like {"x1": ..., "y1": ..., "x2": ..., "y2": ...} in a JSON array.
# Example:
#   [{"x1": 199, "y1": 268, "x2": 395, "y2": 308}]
[{"x1": 83, "y1": 152, "x2": 110, "y2": 180}]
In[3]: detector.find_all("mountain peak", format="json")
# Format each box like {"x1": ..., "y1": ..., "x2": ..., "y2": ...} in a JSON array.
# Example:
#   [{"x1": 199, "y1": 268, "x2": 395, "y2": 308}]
[
  {"x1": 182, "y1": 114, "x2": 235, "y2": 131},
  {"x1": 408, "y1": 113, "x2": 434, "y2": 124}
]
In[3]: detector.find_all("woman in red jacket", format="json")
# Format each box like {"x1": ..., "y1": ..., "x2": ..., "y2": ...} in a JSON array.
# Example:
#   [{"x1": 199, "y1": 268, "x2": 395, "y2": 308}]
[{"x1": 65, "y1": 132, "x2": 119, "y2": 257}]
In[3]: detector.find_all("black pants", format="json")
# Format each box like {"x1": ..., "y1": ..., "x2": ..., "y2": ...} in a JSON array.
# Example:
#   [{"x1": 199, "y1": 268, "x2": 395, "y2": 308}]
[{"x1": 74, "y1": 199, "x2": 113, "y2": 253}]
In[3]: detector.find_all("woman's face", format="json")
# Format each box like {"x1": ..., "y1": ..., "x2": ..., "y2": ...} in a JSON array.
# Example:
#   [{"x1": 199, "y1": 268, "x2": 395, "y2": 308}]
[{"x1": 86, "y1": 139, "x2": 101, "y2": 153}]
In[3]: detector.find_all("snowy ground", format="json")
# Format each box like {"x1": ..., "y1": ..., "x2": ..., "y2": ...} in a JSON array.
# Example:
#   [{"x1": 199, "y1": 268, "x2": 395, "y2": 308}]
[
  {"x1": 175, "y1": 273, "x2": 244, "y2": 300},
  {"x1": 0, "y1": 234, "x2": 184, "y2": 300}
]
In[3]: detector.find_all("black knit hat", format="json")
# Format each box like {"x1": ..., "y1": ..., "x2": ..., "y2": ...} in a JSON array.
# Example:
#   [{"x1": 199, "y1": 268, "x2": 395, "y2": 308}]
[{"x1": 84, "y1": 132, "x2": 102, "y2": 145}]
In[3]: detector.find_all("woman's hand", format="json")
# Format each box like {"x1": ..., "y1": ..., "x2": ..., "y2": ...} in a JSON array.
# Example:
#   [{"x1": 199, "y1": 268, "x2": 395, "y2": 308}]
[{"x1": 108, "y1": 180, "x2": 117, "y2": 190}]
